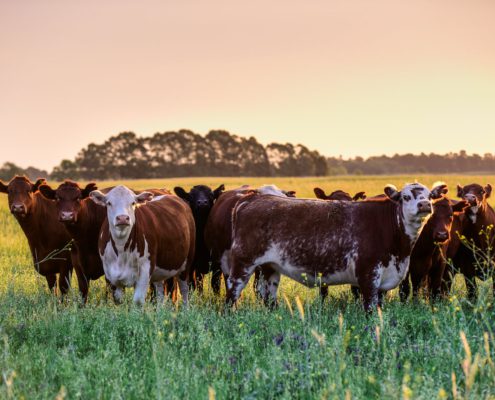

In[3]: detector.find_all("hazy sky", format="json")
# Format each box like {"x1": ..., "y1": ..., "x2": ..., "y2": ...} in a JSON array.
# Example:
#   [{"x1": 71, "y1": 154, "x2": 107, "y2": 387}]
[{"x1": 1, "y1": 0, "x2": 495, "y2": 171}]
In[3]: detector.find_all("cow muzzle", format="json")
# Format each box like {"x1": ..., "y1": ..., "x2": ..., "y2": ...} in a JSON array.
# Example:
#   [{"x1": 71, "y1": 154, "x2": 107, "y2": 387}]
[
  {"x1": 115, "y1": 215, "x2": 130, "y2": 226},
  {"x1": 59, "y1": 211, "x2": 76, "y2": 223},
  {"x1": 434, "y1": 231, "x2": 449, "y2": 243},
  {"x1": 463, "y1": 194, "x2": 479, "y2": 207},
  {"x1": 416, "y1": 201, "x2": 432, "y2": 214},
  {"x1": 11, "y1": 203, "x2": 26, "y2": 216}
]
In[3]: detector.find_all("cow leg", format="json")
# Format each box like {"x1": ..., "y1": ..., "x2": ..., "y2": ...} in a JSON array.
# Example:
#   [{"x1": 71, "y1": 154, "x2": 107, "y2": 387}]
[
  {"x1": 320, "y1": 285, "x2": 329, "y2": 301},
  {"x1": 164, "y1": 279, "x2": 177, "y2": 303},
  {"x1": 195, "y1": 271, "x2": 205, "y2": 293},
  {"x1": 225, "y1": 257, "x2": 257, "y2": 306},
  {"x1": 350, "y1": 286, "x2": 360, "y2": 300},
  {"x1": 46, "y1": 274, "x2": 57, "y2": 295},
  {"x1": 210, "y1": 263, "x2": 222, "y2": 295},
  {"x1": 178, "y1": 273, "x2": 189, "y2": 306},
  {"x1": 253, "y1": 268, "x2": 263, "y2": 300},
  {"x1": 464, "y1": 273, "x2": 477, "y2": 301},
  {"x1": 429, "y1": 261, "x2": 446, "y2": 300},
  {"x1": 133, "y1": 261, "x2": 151, "y2": 306},
  {"x1": 58, "y1": 266, "x2": 72, "y2": 297},
  {"x1": 105, "y1": 279, "x2": 118, "y2": 302},
  {"x1": 153, "y1": 282, "x2": 165, "y2": 304},
  {"x1": 358, "y1": 271, "x2": 379, "y2": 313},
  {"x1": 264, "y1": 270, "x2": 281, "y2": 308},
  {"x1": 255, "y1": 265, "x2": 280, "y2": 308},
  {"x1": 399, "y1": 273, "x2": 410, "y2": 302},
  {"x1": 71, "y1": 247, "x2": 88, "y2": 302},
  {"x1": 113, "y1": 287, "x2": 124, "y2": 304}
]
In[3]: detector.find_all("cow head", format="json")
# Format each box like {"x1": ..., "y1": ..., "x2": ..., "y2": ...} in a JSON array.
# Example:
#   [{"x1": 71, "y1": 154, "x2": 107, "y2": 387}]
[
  {"x1": 456, "y1": 183, "x2": 492, "y2": 222},
  {"x1": 39, "y1": 180, "x2": 97, "y2": 223},
  {"x1": 429, "y1": 196, "x2": 469, "y2": 243},
  {"x1": 384, "y1": 183, "x2": 433, "y2": 241},
  {"x1": 314, "y1": 187, "x2": 366, "y2": 201},
  {"x1": 90, "y1": 185, "x2": 153, "y2": 240},
  {"x1": 257, "y1": 184, "x2": 296, "y2": 197},
  {"x1": 174, "y1": 184, "x2": 224, "y2": 215},
  {"x1": 0, "y1": 176, "x2": 46, "y2": 218}
]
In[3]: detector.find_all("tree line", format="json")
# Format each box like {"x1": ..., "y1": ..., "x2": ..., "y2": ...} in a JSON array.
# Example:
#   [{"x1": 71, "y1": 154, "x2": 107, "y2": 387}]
[{"x1": 1, "y1": 130, "x2": 495, "y2": 181}]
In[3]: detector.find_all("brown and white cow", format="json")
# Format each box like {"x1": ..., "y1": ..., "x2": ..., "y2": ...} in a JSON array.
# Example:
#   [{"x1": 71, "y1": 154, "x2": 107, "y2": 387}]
[
  {"x1": 443, "y1": 183, "x2": 495, "y2": 299},
  {"x1": 399, "y1": 186, "x2": 469, "y2": 301},
  {"x1": 226, "y1": 183, "x2": 434, "y2": 311},
  {"x1": 0, "y1": 176, "x2": 73, "y2": 294},
  {"x1": 90, "y1": 185, "x2": 195, "y2": 305},
  {"x1": 204, "y1": 184, "x2": 295, "y2": 297}
]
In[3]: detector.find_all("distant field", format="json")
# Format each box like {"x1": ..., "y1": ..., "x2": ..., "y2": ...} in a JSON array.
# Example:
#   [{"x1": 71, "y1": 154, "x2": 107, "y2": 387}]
[{"x1": 1, "y1": 175, "x2": 494, "y2": 399}]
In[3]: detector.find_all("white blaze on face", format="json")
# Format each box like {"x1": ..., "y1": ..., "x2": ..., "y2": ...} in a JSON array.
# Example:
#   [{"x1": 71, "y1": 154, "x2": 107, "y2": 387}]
[
  {"x1": 399, "y1": 183, "x2": 432, "y2": 242},
  {"x1": 90, "y1": 185, "x2": 154, "y2": 241}
]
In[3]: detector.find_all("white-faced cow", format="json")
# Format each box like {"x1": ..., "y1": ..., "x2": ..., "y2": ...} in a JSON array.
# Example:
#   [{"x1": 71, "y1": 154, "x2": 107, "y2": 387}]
[
  {"x1": 226, "y1": 183, "x2": 434, "y2": 311},
  {"x1": 90, "y1": 185, "x2": 195, "y2": 305}
]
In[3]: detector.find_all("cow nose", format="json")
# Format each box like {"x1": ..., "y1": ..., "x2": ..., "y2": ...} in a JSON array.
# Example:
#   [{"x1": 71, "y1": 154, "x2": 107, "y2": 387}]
[
  {"x1": 116, "y1": 215, "x2": 130, "y2": 226},
  {"x1": 464, "y1": 194, "x2": 477, "y2": 206},
  {"x1": 60, "y1": 211, "x2": 75, "y2": 222},
  {"x1": 435, "y1": 231, "x2": 449, "y2": 242},
  {"x1": 417, "y1": 201, "x2": 432, "y2": 213},
  {"x1": 197, "y1": 200, "x2": 209, "y2": 208},
  {"x1": 11, "y1": 204, "x2": 25, "y2": 214}
]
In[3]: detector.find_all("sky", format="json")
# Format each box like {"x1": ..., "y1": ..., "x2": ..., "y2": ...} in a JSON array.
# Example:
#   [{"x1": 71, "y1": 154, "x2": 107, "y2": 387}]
[{"x1": 1, "y1": 0, "x2": 495, "y2": 171}]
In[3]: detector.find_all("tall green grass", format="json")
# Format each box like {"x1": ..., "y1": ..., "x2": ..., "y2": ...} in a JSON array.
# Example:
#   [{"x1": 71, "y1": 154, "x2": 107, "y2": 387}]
[{"x1": 1, "y1": 176, "x2": 494, "y2": 399}]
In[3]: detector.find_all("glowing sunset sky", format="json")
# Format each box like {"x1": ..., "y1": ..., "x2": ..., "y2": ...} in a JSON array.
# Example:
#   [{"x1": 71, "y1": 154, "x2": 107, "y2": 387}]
[{"x1": 1, "y1": 0, "x2": 495, "y2": 170}]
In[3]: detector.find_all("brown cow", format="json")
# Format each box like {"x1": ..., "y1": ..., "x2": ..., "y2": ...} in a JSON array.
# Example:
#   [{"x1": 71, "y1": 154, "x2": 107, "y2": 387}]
[
  {"x1": 226, "y1": 183, "x2": 434, "y2": 311},
  {"x1": 0, "y1": 176, "x2": 73, "y2": 294},
  {"x1": 90, "y1": 185, "x2": 195, "y2": 305},
  {"x1": 39, "y1": 180, "x2": 173, "y2": 302},
  {"x1": 399, "y1": 187, "x2": 469, "y2": 301},
  {"x1": 314, "y1": 188, "x2": 366, "y2": 201},
  {"x1": 204, "y1": 184, "x2": 295, "y2": 298},
  {"x1": 443, "y1": 183, "x2": 495, "y2": 300}
]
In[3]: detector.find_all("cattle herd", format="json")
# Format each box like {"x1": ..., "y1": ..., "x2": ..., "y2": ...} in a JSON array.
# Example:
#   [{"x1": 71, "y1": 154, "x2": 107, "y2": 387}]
[{"x1": 0, "y1": 176, "x2": 494, "y2": 312}]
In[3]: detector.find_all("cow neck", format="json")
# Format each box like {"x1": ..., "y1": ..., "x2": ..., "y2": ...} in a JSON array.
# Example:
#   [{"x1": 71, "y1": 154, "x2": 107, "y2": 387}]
[
  {"x1": 14, "y1": 192, "x2": 45, "y2": 233},
  {"x1": 397, "y1": 202, "x2": 428, "y2": 249}
]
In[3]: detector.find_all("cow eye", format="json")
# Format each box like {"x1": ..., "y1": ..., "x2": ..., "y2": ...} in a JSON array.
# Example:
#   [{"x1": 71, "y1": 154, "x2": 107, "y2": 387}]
[
  {"x1": 403, "y1": 195, "x2": 411, "y2": 201},
  {"x1": 107, "y1": 202, "x2": 112, "y2": 207},
  {"x1": 132, "y1": 201, "x2": 136, "y2": 206}
]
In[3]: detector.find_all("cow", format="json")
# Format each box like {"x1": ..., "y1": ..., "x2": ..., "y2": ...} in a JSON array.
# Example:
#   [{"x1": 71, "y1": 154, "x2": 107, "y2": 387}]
[
  {"x1": 225, "y1": 182, "x2": 434, "y2": 312},
  {"x1": 0, "y1": 176, "x2": 73, "y2": 295},
  {"x1": 313, "y1": 186, "x2": 367, "y2": 299},
  {"x1": 443, "y1": 183, "x2": 495, "y2": 300},
  {"x1": 173, "y1": 184, "x2": 225, "y2": 292},
  {"x1": 204, "y1": 184, "x2": 295, "y2": 297},
  {"x1": 313, "y1": 187, "x2": 366, "y2": 201},
  {"x1": 399, "y1": 185, "x2": 469, "y2": 301},
  {"x1": 89, "y1": 185, "x2": 195, "y2": 305}
]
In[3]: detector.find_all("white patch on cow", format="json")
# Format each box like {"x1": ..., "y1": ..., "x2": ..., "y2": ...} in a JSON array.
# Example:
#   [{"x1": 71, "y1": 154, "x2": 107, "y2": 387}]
[
  {"x1": 376, "y1": 255, "x2": 410, "y2": 291},
  {"x1": 469, "y1": 206, "x2": 479, "y2": 223},
  {"x1": 151, "y1": 195, "x2": 166, "y2": 202},
  {"x1": 133, "y1": 258, "x2": 151, "y2": 306},
  {"x1": 151, "y1": 260, "x2": 187, "y2": 282}
]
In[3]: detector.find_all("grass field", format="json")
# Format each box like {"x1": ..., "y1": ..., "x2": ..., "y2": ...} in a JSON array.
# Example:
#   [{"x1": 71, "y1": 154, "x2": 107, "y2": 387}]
[{"x1": 1, "y1": 175, "x2": 495, "y2": 399}]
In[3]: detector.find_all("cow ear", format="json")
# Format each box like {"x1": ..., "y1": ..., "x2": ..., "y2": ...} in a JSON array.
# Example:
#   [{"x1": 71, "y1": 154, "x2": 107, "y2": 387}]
[
  {"x1": 352, "y1": 191, "x2": 366, "y2": 201},
  {"x1": 89, "y1": 190, "x2": 107, "y2": 207},
  {"x1": 452, "y1": 200, "x2": 469, "y2": 214},
  {"x1": 384, "y1": 184, "x2": 401, "y2": 201},
  {"x1": 135, "y1": 191, "x2": 153, "y2": 204},
  {"x1": 173, "y1": 187, "x2": 190, "y2": 202},
  {"x1": 38, "y1": 184, "x2": 56, "y2": 200},
  {"x1": 284, "y1": 190, "x2": 296, "y2": 198},
  {"x1": 431, "y1": 183, "x2": 448, "y2": 200},
  {"x1": 484, "y1": 184, "x2": 492, "y2": 199},
  {"x1": 33, "y1": 178, "x2": 46, "y2": 192},
  {"x1": 81, "y1": 182, "x2": 98, "y2": 198},
  {"x1": 456, "y1": 184, "x2": 463, "y2": 198},
  {"x1": 213, "y1": 184, "x2": 225, "y2": 199},
  {"x1": 313, "y1": 188, "x2": 327, "y2": 199},
  {"x1": 0, "y1": 180, "x2": 7, "y2": 193}
]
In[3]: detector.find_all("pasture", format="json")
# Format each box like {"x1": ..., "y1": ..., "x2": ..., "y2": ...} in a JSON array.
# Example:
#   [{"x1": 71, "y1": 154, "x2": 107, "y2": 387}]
[{"x1": 1, "y1": 175, "x2": 494, "y2": 399}]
